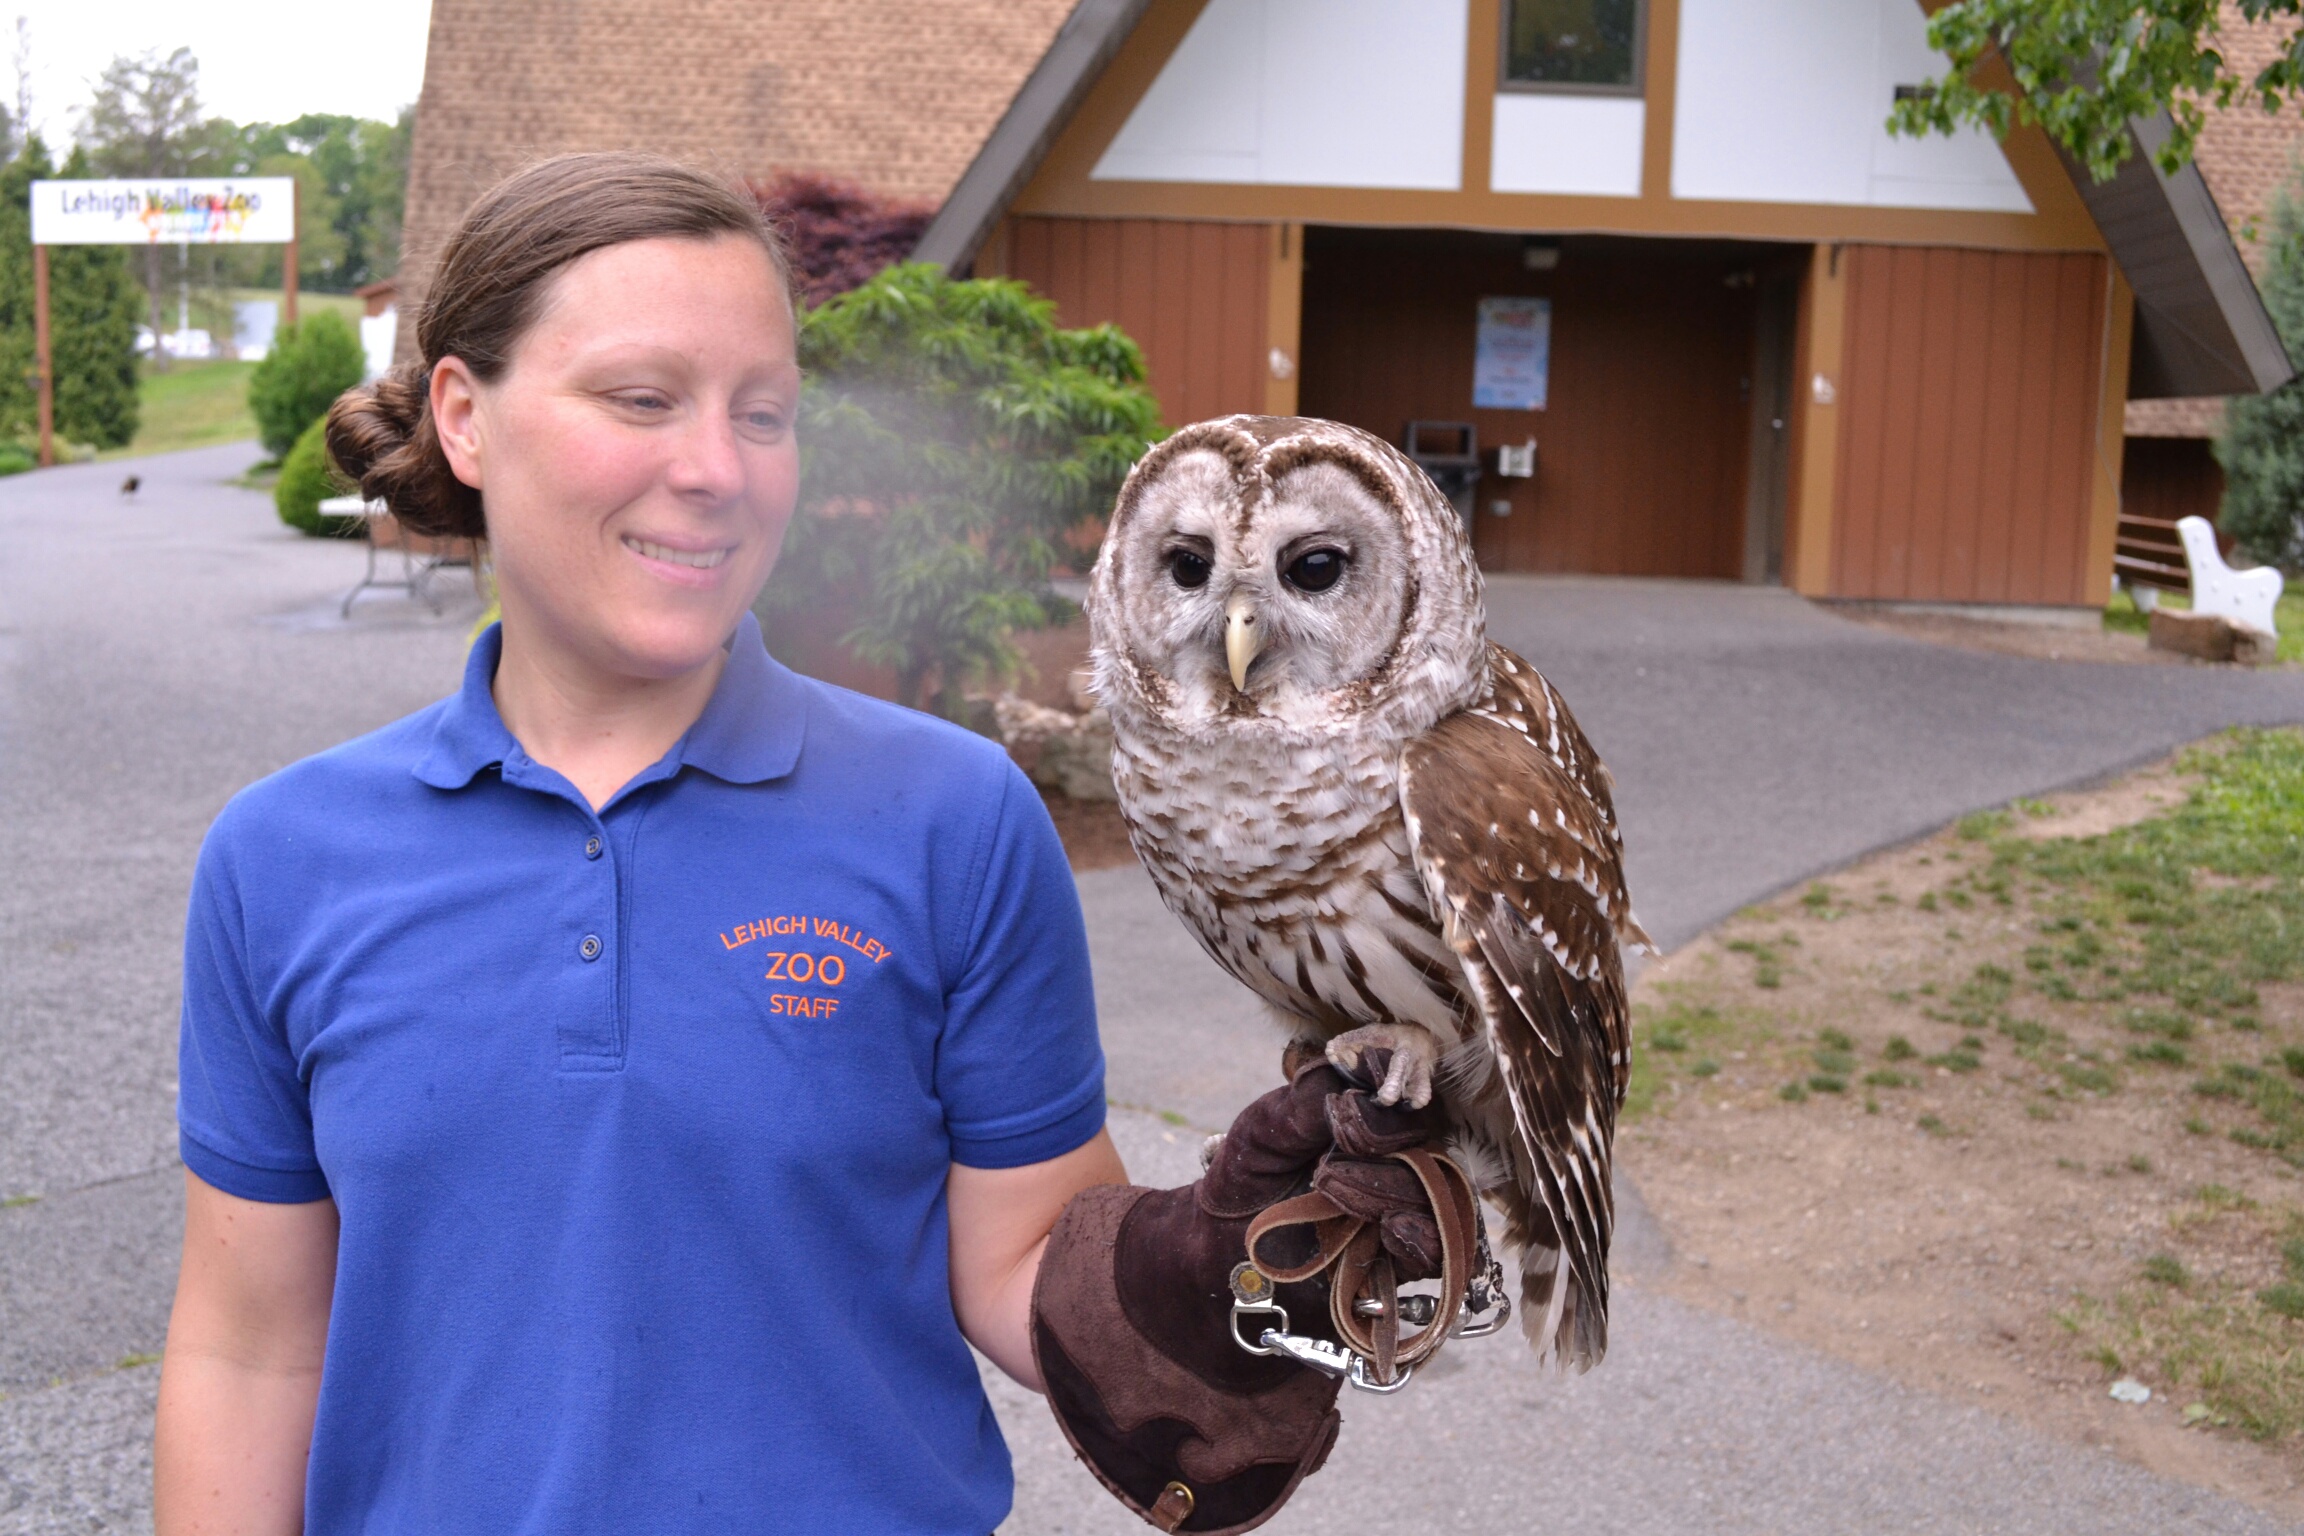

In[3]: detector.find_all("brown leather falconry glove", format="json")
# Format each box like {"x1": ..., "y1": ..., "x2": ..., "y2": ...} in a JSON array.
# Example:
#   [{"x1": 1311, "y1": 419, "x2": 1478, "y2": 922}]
[{"x1": 1031, "y1": 1056, "x2": 1471, "y2": 1535}]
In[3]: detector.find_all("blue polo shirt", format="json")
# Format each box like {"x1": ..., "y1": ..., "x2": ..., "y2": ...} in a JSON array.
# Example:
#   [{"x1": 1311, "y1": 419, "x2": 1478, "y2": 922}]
[{"x1": 177, "y1": 613, "x2": 1105, "y2": 1534}]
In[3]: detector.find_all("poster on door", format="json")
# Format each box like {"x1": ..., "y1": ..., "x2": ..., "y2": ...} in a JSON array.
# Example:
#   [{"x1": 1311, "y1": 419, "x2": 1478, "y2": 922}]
[{"x1": 1472, "y1": 296, "x2": 1550, "y2": 411}]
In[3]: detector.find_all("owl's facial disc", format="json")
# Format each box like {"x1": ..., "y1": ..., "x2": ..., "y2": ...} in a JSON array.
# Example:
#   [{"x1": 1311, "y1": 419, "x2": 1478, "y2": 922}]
[{"x1": 1101, "y1": 449, "x2": 1414, "y2": 728}]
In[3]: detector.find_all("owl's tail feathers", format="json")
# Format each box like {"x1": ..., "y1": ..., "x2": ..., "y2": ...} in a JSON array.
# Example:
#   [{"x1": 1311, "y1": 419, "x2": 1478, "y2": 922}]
[
  {"x1": 1512, "y1": 1214, "x2": 1610, "y2": 1372},
  {"x1": 1620, "y1": 908, "x2": 1661, "y2": 958}
]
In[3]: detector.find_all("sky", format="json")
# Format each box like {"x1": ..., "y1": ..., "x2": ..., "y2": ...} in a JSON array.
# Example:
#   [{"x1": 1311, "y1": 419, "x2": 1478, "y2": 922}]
[{"x1": 16, "y1": 0, "x2": 433, "y2": 148}]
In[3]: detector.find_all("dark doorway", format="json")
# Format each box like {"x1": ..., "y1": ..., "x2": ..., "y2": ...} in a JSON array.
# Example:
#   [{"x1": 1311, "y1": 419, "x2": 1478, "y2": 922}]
[
  {"x1": 1742, "y1": 265, "x2": 1803, "y2": 584},
  {"x1": 1297, "y1": 227, "x2": 1803, "y2": 578}
]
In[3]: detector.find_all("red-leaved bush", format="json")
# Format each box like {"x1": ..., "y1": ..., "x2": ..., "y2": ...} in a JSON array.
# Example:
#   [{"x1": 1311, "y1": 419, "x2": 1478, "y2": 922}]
[{"x1": 751, "y1": 172, "x2": 935, "y2": 307}]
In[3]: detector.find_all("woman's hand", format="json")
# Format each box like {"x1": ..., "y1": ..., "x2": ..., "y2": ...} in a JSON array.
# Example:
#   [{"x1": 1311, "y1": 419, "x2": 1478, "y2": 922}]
[
  {"x1": 947, "y1": 1130, "x2": 1128, "y2": 1390},
  {"x1": 154, "y1": 1172, "x2": 339, "y2": 1536}
]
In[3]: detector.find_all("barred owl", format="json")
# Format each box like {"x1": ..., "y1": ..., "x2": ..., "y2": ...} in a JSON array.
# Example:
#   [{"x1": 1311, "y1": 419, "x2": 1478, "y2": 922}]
[{"x1": 1085, "y1": 415, "x2": 1652, "y2": 1370}]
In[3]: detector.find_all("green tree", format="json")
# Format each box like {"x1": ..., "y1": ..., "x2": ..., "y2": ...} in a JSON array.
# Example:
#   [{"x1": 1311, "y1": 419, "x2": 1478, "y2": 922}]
[
  {"x1": 221, "y1": 110, "x2": 412, "y2": 290},
  {"x1": 1891, "y1": 2, "x2": 2304, "y2": 180},
  {"x1": 247, "y1": 310, "x2": 364, "y2": 457},
  {"x1": 2219, "y1": 181, "x2": 2304, "y2": 566},
  {"x1": 0, "y1": 139, "x2": 140, "y2": 448},
  {"x1": 77, "y1": 47, "x2": 212, "y2": 364},
  {"x1": 45, "y1": 146, "x2": 140, "y2": 448},
  {"x1": 760, "y1": 263, "x2": 1162, "y2": 713}
]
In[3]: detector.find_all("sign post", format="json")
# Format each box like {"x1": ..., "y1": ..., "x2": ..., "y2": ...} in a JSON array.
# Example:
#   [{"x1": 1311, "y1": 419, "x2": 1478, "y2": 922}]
[
  {"x1": 27, "y1": 177, "x2": 298, "y2": 466},
  {"x1": 32, "y1": 245, "x2": 50, "y2": 466}
]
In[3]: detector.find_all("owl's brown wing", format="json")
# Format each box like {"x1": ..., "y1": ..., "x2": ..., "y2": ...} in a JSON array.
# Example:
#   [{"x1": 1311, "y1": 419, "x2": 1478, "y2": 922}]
[{"x1": 1397, "y1": 648, "x2": 1637, "y2": 1371}]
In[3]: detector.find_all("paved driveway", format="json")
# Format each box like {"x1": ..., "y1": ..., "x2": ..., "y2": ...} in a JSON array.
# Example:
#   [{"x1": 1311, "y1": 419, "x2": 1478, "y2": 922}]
[{"x1": 4, "y1": 446, "x2": 2302, "y2": 1533}]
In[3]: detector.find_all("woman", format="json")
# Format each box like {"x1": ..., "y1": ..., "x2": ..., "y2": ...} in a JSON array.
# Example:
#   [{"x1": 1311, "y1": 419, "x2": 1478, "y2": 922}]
[
  {"x1": 158, "y1": 152, "x2": 1457, "y2": 1535},
  {"x1": 154, "y1": 153, "x2": 1124, "y2": 1533}
]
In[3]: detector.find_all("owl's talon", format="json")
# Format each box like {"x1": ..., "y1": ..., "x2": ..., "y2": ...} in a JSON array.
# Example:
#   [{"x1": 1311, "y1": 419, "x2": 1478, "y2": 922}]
[{"x1": 1326, "y1": 1024, "x2": 1438, "y2": 1109}]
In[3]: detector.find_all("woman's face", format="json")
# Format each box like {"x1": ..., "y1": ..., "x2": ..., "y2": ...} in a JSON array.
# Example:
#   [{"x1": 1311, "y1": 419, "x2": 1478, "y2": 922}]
[{"x1": 436, "y1": 233, "x2": 802, "y2": 684}]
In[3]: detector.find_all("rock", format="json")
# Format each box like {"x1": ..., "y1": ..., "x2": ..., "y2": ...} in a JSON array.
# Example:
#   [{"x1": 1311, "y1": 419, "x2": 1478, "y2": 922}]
[
  {"x1": 1035, "y1": 709, "x2": 1118, "y2": 802},
  {"x1": 1066, "y1": 665, "x2": 1098, "y2": 715},
  {"x1": 990, "y1": 691, "x2": 1119, "y2": 801},
  {"x1": 991, "y1": 693, "x2": 1078, "y2": 748},
  {"x1": 2232, "y1": 623, "x2": 2279, "y2": 666},
  {"x1": 2147, "y1": 608, "x2": 2239, "y2": 662}
]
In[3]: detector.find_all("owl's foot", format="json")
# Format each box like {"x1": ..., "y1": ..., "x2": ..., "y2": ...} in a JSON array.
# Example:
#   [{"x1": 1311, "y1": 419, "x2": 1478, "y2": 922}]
[{"x1": 1325, "y1": 1023, "x2": 1439, "y2": 1108}]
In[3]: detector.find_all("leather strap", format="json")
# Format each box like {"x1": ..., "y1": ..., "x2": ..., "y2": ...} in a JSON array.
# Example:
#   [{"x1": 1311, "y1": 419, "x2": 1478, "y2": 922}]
[{"x1": 1242, "y1": 1146, "x2": 1480, "y2": 1385}]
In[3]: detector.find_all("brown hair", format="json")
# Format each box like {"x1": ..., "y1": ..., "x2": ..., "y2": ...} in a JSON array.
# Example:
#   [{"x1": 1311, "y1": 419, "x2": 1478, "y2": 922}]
[{"x1": 326, "y1": 152, "x2": 792, "y2": 539}]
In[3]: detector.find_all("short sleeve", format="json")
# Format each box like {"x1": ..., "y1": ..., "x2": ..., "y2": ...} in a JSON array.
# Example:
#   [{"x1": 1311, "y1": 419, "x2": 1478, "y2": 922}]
[
  {"x1": 177, "y1": 824, "x2": 332, "y2": 1203},
  {"x1": 937, "y1": 768, "x2": 1106, "y2": 1169}
]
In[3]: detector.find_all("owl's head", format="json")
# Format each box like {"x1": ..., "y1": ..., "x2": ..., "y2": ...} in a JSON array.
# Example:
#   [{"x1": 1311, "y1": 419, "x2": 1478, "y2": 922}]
[{"x1": 1087, "y1": 416, "x2": 1486, "y2": 739}]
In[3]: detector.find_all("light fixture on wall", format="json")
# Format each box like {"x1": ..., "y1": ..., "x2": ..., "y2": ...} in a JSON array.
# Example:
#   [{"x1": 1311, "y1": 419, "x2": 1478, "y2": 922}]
[{"x1": 1522, "y1": 238, "x2": 1561, "y2": 272}]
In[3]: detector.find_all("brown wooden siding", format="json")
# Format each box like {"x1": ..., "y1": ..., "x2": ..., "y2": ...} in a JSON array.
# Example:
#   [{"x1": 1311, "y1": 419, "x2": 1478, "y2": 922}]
[
  {"x1": 2121, "y1": 435, "x2": 2225, "y2": 531},
  {"x1": 1298, "y1": 228, "x2": 1778, "y2": 578},
  {"x1": 1830, "y1": 246, "x2": 2109, "y2": 604},
  {"x1": 999, "y1": 215, "x2": 1270, "y2": 429}
]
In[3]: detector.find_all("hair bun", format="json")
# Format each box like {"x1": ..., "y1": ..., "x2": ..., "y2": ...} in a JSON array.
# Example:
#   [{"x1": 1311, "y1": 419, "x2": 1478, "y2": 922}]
[{"x1": 324, "y1": 363, "x2": 483, "y2": 540}]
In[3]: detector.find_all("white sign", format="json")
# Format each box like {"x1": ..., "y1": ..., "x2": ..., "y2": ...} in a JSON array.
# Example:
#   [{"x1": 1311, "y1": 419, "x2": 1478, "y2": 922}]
[
  {"x1": 1472, "y1": 296, "x2": 1551, "y2": 411},
  {"x1": 30, "y1": 178, "x2": 297, "y2": 246}
]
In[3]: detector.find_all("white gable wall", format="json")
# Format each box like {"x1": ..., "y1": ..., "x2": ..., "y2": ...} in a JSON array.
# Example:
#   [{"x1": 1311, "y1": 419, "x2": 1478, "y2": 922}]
[
  {"x1": 1491, "y1": 95, "x2": 1645, "y2": 197},
  {"x1": 1090, "y1": 0, "x2": 2031, "y2": 212},
  {"x1": 1672, "y1": 0, "x2": 2032, "y2": 211},
  {"x1": 1091, "y1": 0, "x2": 1467, "y2": 190}
]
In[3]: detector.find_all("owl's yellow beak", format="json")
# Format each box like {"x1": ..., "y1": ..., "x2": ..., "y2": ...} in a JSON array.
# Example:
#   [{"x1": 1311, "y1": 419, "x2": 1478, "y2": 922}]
[{"x1": 1224, "y1": 592, "x2": 1263, "y2": 692}]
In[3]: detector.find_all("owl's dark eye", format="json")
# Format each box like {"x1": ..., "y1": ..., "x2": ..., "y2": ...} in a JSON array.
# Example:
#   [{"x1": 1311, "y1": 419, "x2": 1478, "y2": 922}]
[
  {"x1": 1281, "y1": 547, "x2": 1348, "y2": 594},
  {"x1": 1168, "y1": 549, "x2": 1212, "y2": 589}
]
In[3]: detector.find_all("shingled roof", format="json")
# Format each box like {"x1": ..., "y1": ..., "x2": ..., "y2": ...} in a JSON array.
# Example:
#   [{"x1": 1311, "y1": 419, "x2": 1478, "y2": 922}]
[
  {"x1": 396, "y1": 0, "x2": 1073, "y2": 331},
  {"x1": 2123, "y1": 6, "x2": 2304, "y2": 434}
]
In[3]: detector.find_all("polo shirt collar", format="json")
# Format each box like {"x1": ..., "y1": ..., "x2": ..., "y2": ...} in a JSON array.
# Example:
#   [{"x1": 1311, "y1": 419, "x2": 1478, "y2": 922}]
[{"x1": 413, "y1": 611, "x2": 807, "y2": 792}]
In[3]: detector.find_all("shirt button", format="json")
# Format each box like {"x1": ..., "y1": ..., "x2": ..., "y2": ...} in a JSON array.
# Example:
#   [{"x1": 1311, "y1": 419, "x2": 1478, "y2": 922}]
[
  {"x1": 583, "y1": 836, "x2": 603, "y2": 860},
  {"x1": 579, "y1": 934, "x2": 603, "y2": 962}
]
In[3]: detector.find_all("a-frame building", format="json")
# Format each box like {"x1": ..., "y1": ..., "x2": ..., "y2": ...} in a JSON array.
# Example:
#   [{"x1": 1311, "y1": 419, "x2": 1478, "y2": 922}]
[{"x1": 918, "y1": 0, "x2": 2290, "y2": 608}]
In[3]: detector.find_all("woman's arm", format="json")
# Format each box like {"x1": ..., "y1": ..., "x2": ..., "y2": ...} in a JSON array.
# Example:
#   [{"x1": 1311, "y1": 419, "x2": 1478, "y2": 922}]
[
  {"x1": 154, "y1": 1171, "x2": 339, "y2": 1536},
  {"x1": 947, "y1": 1129, "x2": 1128, "y2": 1390}
]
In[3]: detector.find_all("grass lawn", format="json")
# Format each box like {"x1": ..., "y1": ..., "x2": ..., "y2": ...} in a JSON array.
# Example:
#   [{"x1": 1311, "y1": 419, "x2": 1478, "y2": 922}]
[
  {"x1": 106, "y1": 358, "x2": 259, "y2": 462},
  {"x1": 2105, "y1": 583, "x2": 2304, "y2": 663},
  {"x1": 97, "y1": 289, "x2": 372, "y2": 463},
  {"x1": 220, "y1": 287, "x2": 366, "y2": 330}
]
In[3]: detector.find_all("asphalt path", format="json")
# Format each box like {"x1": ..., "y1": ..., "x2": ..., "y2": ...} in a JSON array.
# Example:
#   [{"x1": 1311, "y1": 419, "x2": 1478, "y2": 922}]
[{"x1": 4, "y1": 444, "x2": 2303, "y2": 1533}]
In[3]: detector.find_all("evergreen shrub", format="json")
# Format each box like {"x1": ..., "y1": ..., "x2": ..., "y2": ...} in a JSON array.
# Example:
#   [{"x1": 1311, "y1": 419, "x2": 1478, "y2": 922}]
[
  {"x1": 0, "y1": 142, "x2": 139, "y2": 448},
  {"x1": 274, "y1": 417, "x2": 362, "y2": 536},
  {"x1": 756, "y1": 263, "x2": 1162, "y2": 715},
  {"x1": 248, "y1": 312, "x2": 365, "y2": 458}
]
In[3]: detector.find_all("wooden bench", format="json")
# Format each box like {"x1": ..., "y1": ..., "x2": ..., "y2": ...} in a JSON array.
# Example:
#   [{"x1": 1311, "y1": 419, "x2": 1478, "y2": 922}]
[
  {"x1": 2113, "y1": 510, "x2": 2189, "y2": 609},
  {"x1": 327, "y1": 496, "x2": 481, "y2": 617}
]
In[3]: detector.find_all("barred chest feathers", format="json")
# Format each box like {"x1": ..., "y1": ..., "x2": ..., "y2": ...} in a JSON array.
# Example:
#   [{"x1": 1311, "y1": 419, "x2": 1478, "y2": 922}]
[{"x1": 1110, "y1": 714, "x2": 1472, "y2": 1046}]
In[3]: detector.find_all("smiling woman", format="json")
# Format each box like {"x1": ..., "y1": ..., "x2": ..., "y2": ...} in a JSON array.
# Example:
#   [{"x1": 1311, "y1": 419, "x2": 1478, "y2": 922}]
[{"x1": 149, "y1": 153, "x2": 1133, "y2": 1536}]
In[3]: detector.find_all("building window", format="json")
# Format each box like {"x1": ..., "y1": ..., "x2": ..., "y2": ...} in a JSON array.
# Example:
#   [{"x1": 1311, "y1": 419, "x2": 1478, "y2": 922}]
[{"x1": 1501, "y1": 0, "x2": 1644, "y2": 93}]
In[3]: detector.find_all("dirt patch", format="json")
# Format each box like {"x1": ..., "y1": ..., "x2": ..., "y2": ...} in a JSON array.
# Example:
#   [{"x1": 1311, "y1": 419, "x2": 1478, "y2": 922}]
[
  {"x1": 1620, "y1": 731, "x2": 2304, "y2": 1517},
  {"x1": 1836, "y1": 607, "x2": 2192, "y2": 665},
  {"x1": 2003, "y1": 758, "x2": 2204, "y2": 841},
  {"x1": 1043, "y1": 789, "x2": 1136, "y2": 872}
]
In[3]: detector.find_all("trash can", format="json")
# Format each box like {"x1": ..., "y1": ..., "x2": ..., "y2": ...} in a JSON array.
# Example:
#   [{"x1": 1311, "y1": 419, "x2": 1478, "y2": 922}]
[{"x1": 1403, "y1": 421, "x2": 1480, "y2": 523}]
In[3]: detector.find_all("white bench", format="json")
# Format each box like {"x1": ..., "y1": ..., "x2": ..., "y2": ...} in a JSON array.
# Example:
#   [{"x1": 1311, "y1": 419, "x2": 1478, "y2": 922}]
[
  {"x1": 2175, "y1": 515, "x2": 2281, "y2": 638},
  {"x1": 330, "y1": 496, "x2": 479, "y2": 617}
]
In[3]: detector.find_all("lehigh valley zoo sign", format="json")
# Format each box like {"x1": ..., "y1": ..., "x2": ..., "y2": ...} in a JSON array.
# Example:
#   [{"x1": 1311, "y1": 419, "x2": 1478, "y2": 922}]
[
  {"x1": 30, "y1": 177, "x2": 297, "y2": 245},
  {"x1": 21, "y1": 177, "x2": 299, "y2": 468}
]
